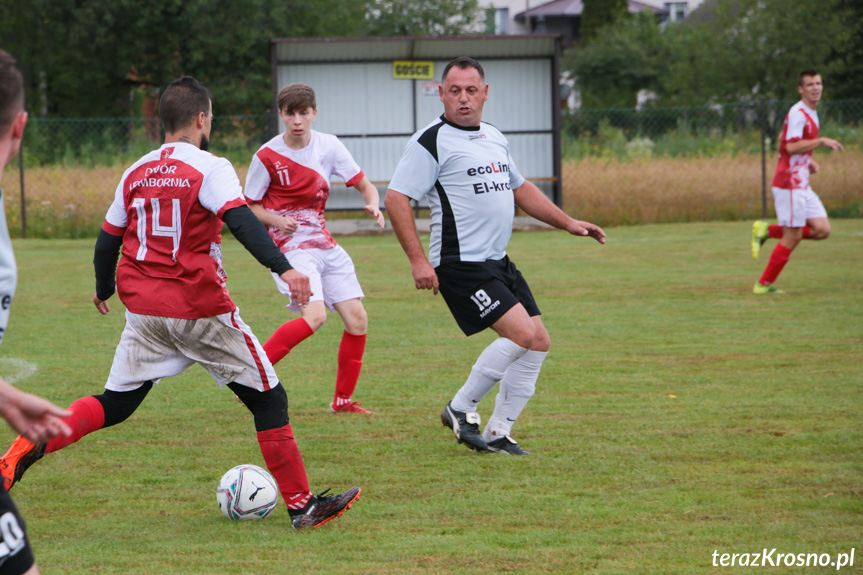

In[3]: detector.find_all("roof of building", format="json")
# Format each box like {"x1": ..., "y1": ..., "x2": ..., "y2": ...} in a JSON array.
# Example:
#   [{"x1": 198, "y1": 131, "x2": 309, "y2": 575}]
[{"x1": 514, "y1": 0, "x2": 667, "y2": 20}]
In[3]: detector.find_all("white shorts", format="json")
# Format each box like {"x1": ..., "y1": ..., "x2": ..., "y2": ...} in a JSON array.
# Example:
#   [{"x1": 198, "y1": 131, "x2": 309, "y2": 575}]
[
  {"x1": 272, "y1": 246, "x2": 364, "y2": 313},
  {"x1": 772, "y1": 187, "x2": 828, "y2": 228},
  {"x1": 105, "y1": 309, "x2": 279, "y2": 392}
]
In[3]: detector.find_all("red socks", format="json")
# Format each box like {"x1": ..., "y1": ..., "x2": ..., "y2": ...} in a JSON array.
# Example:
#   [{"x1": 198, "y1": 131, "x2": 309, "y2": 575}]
[
  {"x1": 263, "y1": 318, "x2": 314, "y2": 365},
  {"x1": 256, "y1": 425, "x2": 312, "y2": 511},
  {"x1": 334, "y1": 331, "x2": 366, "y2": 407},
  {"x1": 45, "y1": 396, "x2": 105, "y2": 454},
  {"x1": 768, "y1": 225, "x2": 810, "y2": 239},
  {"x1": 758, "y1": 243, "x2": 792, "y2": 286}
]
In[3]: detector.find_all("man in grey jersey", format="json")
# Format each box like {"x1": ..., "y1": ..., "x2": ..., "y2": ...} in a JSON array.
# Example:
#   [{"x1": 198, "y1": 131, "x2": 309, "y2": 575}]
[
  {"x1": 386, "y1": 56, "x2": 605, "y2": 455},
  {"x1": 0, "y1": 49, "x2": 72, "y2": 575}
]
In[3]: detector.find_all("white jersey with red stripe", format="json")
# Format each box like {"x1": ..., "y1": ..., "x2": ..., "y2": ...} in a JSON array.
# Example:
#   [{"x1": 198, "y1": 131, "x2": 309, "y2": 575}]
[
  {"x1": 244, "y1": 131, "x2": 364, "y2": 252},
  {"x1": 102, "y1": 142, "x2": 247, "y2": 319},
  {"x1": 772, "y1": 100, "x2": 820, "y2": 190}
]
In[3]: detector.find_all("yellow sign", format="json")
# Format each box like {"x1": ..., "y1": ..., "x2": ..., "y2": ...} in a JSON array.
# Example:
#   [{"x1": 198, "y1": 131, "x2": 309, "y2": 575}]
[{"x1": 393, "y1": 61, "x2": 435, "y2": 80}]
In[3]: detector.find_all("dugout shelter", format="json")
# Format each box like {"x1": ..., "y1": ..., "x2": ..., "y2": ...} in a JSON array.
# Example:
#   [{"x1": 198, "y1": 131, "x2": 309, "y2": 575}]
[{"x1": 270, "y1": 35, "x2": 563, "y2": 209}]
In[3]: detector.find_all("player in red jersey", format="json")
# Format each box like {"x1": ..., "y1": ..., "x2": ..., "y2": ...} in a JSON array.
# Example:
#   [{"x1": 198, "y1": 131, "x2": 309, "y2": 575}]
[
  {"x1": 245, "y1": 84, "x2": 384, "y2": 414},
  {"x1": 0, "y1": 76, "x2": 360, "y2": 530},
  {"x1": 751, "y1": 69, "x2": 844, "y2": 294}
]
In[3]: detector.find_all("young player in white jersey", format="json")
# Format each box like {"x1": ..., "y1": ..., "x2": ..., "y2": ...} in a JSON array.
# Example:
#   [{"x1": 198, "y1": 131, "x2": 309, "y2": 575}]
[
  {"x1": 386, "y1": 57, "x2": 605, "y2": 455},
  {"x1": 245, "y1": 83, "x2": 384, "y2": 414},
  {"x1": 751, "y1": 69, "x2": 844, "y2": 294},
  {"x1": 0, "y1": 76, "x2": 360, "y2": 530},
  {"x1": 0, "y1": 49, "x2": 73, "y2": 575}
]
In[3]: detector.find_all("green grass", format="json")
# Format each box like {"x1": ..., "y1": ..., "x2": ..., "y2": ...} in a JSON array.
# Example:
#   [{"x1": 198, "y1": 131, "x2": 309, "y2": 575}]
[{"x1": 2, "y1": 221, "x2": 862, "y2": 574}]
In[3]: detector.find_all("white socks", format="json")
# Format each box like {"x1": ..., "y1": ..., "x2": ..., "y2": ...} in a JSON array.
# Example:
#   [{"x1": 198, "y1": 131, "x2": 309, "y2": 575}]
[
  {"x1": 483, "y1": 350, "x2": 547, "y2": 442},
  {"x1": 451, "y1": 338, "x2": 528, "y2": 414}
]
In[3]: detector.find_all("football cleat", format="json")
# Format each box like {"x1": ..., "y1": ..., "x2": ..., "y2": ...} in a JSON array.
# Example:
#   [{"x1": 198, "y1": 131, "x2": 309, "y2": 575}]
[
  {"x1": 751, "y1": 220, "x2": 769, "y2": 260},
  {"x1": 440, "y1": 401, "x2": 489, "y2": 452},
  {"x1": 329, "y1": 401, "x2": 374, "y2": 414},
  {"x1": 753, "y1": 282, "x2": 784, "y2": 295},
  {"x1": 486, "y1": 435, "x2": 530, "y2": 456},
  {"x1": 290, "y1": 487, "x2": 361, "y2": 530},
  {"x1": 0, "y1": 437, "x2": 46, "y2": 491}
]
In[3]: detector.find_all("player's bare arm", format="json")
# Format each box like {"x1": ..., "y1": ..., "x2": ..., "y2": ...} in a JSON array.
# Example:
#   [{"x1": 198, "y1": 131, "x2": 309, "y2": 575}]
[
  {"x1": 786, "y1": 136, "x2": 844, "y2": 155},
  {"x1": 384, "y1": 190, "x2": 439, "y2": 294},
  {"x1": 354, "y1": 176, "x2": 385, "y2": 228},
  {"x1": 512, "y1": 180, "x2": 606, "y2": 244},
  {"x1": 248, "y1": 202, "x2": 298, "y2": 235}
]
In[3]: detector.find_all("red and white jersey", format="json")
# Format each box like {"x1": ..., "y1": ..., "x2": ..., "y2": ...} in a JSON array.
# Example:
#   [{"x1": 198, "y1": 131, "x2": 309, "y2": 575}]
[
  {"x1": 102, "y1": 142, "x2": 247, "y2": 319},
  {"x1": 772, "y1": 101, "x2": 820, "y2": 190},
  {"x1": 244, "y1": 131, "x2": 364, "y2": 252}
]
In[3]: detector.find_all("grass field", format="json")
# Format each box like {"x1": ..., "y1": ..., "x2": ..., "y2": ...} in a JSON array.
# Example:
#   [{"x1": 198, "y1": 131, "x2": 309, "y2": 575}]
[{"x1": 1, "y1": 221, "x2": 862, "y2": 574}]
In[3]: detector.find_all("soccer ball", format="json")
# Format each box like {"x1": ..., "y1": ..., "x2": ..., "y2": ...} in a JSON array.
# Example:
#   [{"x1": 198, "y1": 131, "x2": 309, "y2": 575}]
[{"x1": 216, "y1": 464, "x2": 279, "y2": 520}]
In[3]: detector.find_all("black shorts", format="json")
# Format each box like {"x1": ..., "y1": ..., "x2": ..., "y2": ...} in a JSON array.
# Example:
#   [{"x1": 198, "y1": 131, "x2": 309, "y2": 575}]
[
  {"x1": 0, "y1": 486, "x2": 35, "y2": 575},
  {"x1": 436, "y1": 256, "x2": 540, "y2": 336}
]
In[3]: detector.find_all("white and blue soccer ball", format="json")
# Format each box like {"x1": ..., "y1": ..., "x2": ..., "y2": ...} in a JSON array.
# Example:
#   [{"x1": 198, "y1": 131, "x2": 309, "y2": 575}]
[{"x1": 216, "y1": 464, "x2": 278, "y2": 520}]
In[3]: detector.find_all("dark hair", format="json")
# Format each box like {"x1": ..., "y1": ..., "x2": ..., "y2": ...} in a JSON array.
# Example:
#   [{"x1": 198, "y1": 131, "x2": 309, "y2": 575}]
[
  {"x1": 0, "y1": 50, "x2": 24, "y2": 136},
  {"x1": 441, "y1": 57, "x2": 485, "y2": 83},
  {"x1": 277, "y1": 84, "x2": 316, "y2": 114},
  {"x1": 159, "y1": 76, "x2": 212, "y2": 133},
  {"x1": 798, "y1": 69, "x2": 820, "y2": 86}
]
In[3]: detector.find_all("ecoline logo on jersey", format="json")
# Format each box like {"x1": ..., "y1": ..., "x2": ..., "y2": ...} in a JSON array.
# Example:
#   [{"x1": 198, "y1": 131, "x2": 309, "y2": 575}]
[
  {"x1": 467, "y1": 161, "x2": 511, "y2": 195},
  {"x1": 469, "y1": 133, "x2": 487, "y2": 140},
  {"x1": 161, "y1": 147, "x2": 174, "y2": 160}
]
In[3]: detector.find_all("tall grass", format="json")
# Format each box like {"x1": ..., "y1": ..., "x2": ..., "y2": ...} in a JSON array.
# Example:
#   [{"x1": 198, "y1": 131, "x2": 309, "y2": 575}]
[{"x1": 2, "y1": 222, "x2": 861, "y2": 574}]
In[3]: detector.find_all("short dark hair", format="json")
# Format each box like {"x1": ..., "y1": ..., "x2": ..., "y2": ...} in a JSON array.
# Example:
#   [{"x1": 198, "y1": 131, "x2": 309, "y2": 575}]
[
  {"x1": 0, "y1": 50, "x2": 24, "y2": 136},
  {"x1": 277, "y1": 84, "x2": 316, "y2": 114},
  {"x1": 441, "y1": 57, "x2": 485, "y2": 83},
  {"x1": 159, "y1": 76, "x2": 212, "y2": 134},
  {"x1": 798, "y1": 69, "x2": 820, "y2": 86}
]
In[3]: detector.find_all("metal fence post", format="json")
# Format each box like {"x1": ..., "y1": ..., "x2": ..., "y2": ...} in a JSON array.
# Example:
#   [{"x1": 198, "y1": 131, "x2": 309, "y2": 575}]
[
  {"x1": 18, "y1": 136, "x2": 25, "y2": 239},
  {"x1": 760, "y1": 97, "x2": 767, "y2": 219}
]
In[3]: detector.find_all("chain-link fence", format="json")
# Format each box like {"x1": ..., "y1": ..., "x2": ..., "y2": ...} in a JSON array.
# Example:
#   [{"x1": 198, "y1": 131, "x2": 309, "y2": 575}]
[
  {"x1": 3, "y1": 100, "x2": 862, "y2": 238},
  {"x1": 560, "y1": 99, "x2": 863, "y2": 226}
]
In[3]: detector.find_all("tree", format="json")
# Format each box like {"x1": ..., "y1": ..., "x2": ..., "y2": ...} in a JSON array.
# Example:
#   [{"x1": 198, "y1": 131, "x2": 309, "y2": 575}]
[
  {"x1": 566, "y1": 12, "x2": 666, "y2": 108},
  {"x1": 827, "y1": 0, "x2": 863, "y2": 100},
  {"x1": 579, "y1": 0, "x2": 629, "y2": 44},
  {"x1": 0, "y1": 0, "x2": 482, "y2": 119},
  {"x1": 564, "y1": 0, "x2": 851, "y2": 109},
  {"x1": 363, "y1": 0, "x2": 482, "y2": 37}
]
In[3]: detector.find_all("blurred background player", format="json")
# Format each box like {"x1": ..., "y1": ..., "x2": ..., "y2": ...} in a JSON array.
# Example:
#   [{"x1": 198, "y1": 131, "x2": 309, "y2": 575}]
[
  {"x1": 386, "y1": 57, "x2": 605, "y2": 455},
  {"x1": 0, "y1": 75, "x2": 359, "y2": 530},
  {"x1": 0, "y1": 49, "x2": 73, "y2": 575},
  {"x1": 751, "y1": 69, "x2": 844, "y2": 294},
  {"x1": 245, "y1": 83, "x2": 384, "y2": 414}
]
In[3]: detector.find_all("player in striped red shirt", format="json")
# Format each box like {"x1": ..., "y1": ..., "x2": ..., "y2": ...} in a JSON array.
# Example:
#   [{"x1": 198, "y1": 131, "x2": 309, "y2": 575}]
[
  {"x1": 245, "y1": 84, "x2": 384, "y2": 414},
  {"x1": 751, "y1": 69, "x2": 844, "y2": 294}
]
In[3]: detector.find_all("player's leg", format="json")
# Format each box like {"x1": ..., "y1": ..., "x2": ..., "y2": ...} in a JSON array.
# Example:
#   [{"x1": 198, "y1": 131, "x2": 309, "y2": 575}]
[
  {"x1": 330, "y1": 298, "x2": 371, "y2": 413},
  {"x1": 262, "y1": 250, "x2": 325, "y2": 365},
  {"x1": 0, "y1": 312, "x2": 189, "y2": 489},
  {"x1": 198, "y1": 311, "x2": 359, "y2": 529},
  {"x1": 318, "y1": 246, "x2": 371, "y2": 413},
  {"x1": 483, "y1": 315, "x2": 549, "y2": 455},
  {"x1": 436, "y1": 261, "x2": 531, "y2": 451},
  {"x1": 755, "y1": 188, "x2": 803, "y2": 294}
]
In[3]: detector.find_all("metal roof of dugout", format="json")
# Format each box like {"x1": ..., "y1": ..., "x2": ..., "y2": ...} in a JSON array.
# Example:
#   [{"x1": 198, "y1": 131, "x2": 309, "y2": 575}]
[{"x1": 270, "y1": 35, "x2": 563, "y2": 209}]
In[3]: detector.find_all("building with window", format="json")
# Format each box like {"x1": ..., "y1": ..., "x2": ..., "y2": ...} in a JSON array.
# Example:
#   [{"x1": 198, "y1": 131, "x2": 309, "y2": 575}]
[{"x1": 479, "y1": 0, "x2": 704, "y2": 44}]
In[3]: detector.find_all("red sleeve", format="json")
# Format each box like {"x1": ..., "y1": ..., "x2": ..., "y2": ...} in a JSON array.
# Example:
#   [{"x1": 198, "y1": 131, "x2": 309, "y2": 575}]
[
  {"x1": 346, "y1": 170, "x2": 365, "y2": 188},
  {"x1": 101, "y1": 220, "x2": 125, "y2": 236},
  {"x1": 216, "y1": 197, "x2": 248, "y2": 219}
]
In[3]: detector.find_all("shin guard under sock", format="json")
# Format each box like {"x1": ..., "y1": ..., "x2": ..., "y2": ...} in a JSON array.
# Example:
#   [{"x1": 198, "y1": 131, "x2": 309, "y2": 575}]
[
  {"x1": 257, "y1": 425, "x2": 312, "y2": 511},
  {"x1": 334, "y1": 331, "x2": 366, "y2": 406},
  {"x1": 263, "y1": 318, "x2": 315, "y2": 365}
]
